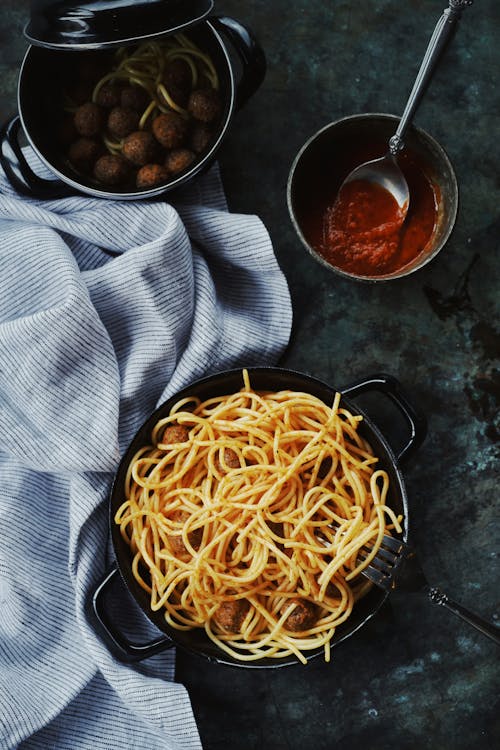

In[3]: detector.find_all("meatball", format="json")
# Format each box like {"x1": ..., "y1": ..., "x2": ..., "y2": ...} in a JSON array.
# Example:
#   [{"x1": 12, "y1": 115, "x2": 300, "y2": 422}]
[
  {"x1": 164, "y1": 58, "x2": 191, "y2": 90},
  {"x1": 167, "y1": 508, "x2": 202, "y2": 557},
  {"x1": 122, "y1": 131, "x2": 157, "y2": 166},
  {"x1": 161, "y1": 423, "x2": 190, "y2": 444},
  {"x1": 164, "y1": 148, "x2": 196, "y2": 175},
  {"x1": 107, "y1": 107, "x2": 140, "y2": 139},
  {"x1": 74, "y1": 102, "x2": 104, "y2": 137},
  {"x1": 136, "y1": 164, "x2": 171, "y2": 190},
  {"x1": 188, "y1": 88, "x2": 221, "y2": 123},
  {"x1": 162, "y1": 59, "x2": 192, "y2": 106},
  {"x1": 152, "y1": 112, "x2": 189, "y2": 149},
  {"x1": 93, "y1": 154, "x2": 129, "y2": 186},
  {"x1": 120, "y1": 85, "x2": 150, "y2": 112},
  {"x1": 282, "y1": 598, "x2": 318, "y2": 632},
  {"x1": 95, "y1": 82, "x2": 121, "y2": 109},
  {"x1": 190, "y1": 123, "x2": 213, "y2": 155},
  {"x1": 213, "y1": 599, "x2": 250, "y2": 632},
  {"x1": 214, "y1": 447, "x2": 240, "y2": 473},
  {"x1": 67, "y1": 82, "x2": 93, "y2": 107},
  {"x1": 222, "y1": 448, "x2": 240, "y2": 468},
  {"x1": 68, "y1": 138, "x2": 102, "y2": 172},
  {"x1": 266, "y1": 521, "x2": 293, "y2": 558}
]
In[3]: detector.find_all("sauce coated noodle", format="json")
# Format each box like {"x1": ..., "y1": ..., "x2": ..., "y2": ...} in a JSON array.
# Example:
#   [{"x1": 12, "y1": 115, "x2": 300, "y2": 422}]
[{"x1": 115, "y1": 370, "x2": 402, "y2": 663}]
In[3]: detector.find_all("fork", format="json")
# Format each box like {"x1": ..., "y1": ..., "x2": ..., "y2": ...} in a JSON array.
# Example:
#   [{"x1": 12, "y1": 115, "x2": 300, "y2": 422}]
[{"x1": 359, "y1": 535, "x2": 500, "y2": 645}]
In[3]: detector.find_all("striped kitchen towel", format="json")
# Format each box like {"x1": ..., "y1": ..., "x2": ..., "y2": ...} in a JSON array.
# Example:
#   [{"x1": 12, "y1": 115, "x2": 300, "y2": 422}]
[{"x1": 0, "y1": 153, "x2": 292, "y2": 750}]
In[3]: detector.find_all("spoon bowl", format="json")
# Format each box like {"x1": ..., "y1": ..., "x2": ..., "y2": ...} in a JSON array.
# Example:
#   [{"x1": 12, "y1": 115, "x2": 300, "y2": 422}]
[
  {"x1": 287, "y1": 113, "x2": 458, "y2": 281},
  {"x1": 343, "y1": 153, "x2": 410, "y2": 215}
]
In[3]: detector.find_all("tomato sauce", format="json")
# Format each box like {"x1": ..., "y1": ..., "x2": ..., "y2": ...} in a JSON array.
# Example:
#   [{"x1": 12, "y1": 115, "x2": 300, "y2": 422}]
[{"x1": 297, "y1": 140, "x2": 439, "y2": 277}]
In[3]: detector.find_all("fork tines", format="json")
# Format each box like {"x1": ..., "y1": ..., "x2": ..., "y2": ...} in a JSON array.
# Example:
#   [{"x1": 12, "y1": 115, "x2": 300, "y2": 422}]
[
  {"x1": 359, "y1": 534, "x2": 407, "y2": 592},
  {"x1": 378, "y1": 534, "x2": 406, "y2": 553}
]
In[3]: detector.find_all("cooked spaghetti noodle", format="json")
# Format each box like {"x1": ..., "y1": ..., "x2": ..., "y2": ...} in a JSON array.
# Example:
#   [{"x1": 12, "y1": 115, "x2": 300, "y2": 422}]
[
  {"x1": 115, "y1": 370, "x2": 402, "y2": 664},
  {"x1": 82, "y1": 34, "x2": 218, "y2": 158}
]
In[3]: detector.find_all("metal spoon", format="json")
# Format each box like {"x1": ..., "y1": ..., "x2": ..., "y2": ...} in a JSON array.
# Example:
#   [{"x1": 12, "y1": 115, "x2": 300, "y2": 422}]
[{"x1": 341, "y1": 0, "x2": 473, "y2": 219}]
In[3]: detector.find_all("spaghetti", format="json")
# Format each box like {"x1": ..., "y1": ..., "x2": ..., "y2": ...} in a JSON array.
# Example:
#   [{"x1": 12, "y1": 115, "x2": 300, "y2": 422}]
[
  {"x1": 91, "y1": 34, "x2": 219, "y2": 156},
  {"x1": 115, "y1": 371, "x2": 402, "y2": 664}
]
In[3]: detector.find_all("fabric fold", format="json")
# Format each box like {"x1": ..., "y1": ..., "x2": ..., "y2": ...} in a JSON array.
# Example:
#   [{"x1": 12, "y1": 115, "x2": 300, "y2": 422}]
[{"x1": 0, "y1": 159, "x2": 292, "y2": 750}]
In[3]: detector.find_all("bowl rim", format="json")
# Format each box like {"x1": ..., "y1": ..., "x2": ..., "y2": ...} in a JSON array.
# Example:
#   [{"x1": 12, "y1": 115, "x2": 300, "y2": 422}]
[{"x1": 287, "y1": 112, "x2": 459, "y2": 282}]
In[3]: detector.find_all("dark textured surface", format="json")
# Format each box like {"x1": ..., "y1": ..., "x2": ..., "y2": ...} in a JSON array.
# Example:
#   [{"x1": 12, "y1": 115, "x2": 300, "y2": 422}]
[{"x1": 1, "y1": 1, "x2": 499, "y2": 749}]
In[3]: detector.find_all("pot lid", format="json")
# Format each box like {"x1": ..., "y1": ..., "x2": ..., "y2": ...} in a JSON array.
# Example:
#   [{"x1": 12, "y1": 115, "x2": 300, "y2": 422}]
[{"x1": 24, "y1": 0, "x2": 214, "y2": 50}]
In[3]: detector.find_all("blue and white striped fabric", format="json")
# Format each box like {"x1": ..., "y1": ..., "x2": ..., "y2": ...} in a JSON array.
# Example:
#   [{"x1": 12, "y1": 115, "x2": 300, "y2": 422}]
[{"x1": 0, "y1": 152, "x2": 292, "y2": 749}]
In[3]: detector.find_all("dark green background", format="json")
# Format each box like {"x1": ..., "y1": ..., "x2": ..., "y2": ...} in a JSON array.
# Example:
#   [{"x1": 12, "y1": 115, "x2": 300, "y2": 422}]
[{"x1": 1, "y1": 1, "x2": 498, "y2": 749}]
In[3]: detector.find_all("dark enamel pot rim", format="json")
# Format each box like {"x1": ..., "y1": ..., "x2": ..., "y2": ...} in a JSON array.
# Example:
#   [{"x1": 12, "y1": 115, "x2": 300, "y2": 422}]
[{"x1": 92, "y1": 366, "x2": 426, "y2": 669}]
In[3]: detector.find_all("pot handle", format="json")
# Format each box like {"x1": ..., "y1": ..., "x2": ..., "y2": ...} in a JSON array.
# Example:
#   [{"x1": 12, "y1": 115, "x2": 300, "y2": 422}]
[
  {"x1": 92, "y1": 565, "x2": 174, "y2": 663},
  {"x1": 0, "y1": 115, "x2": 76, "y2": 199},
  {"x1": 340, "y1": 373, "x2": 427, "y2": 464},
  {"x1": 211, "y1": 16, "x2": 266, "y2": 110}
]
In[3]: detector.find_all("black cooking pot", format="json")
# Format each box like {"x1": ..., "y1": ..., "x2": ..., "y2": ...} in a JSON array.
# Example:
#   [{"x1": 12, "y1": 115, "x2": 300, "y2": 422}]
[
  {"x1": 0, "y1": 0, "x2": 265, "y2": 200},
  {"x1": 92, "y1": 367, "x2": 426, "y2": 668}
]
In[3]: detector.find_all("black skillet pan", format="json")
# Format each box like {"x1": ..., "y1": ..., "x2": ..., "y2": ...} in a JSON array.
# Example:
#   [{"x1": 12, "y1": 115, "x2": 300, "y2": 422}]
[{"x1": 92, "y1": 367, "x2": 426, "y2": 668}]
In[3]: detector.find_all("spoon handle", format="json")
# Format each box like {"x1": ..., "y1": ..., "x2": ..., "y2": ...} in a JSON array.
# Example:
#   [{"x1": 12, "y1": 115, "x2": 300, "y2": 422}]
[
  {"x1": 428, "y1": 587, "x2": 500, "y2": 645},
  {"x1": 389, "y1": 0, "x2": 473, "y2": 155}
]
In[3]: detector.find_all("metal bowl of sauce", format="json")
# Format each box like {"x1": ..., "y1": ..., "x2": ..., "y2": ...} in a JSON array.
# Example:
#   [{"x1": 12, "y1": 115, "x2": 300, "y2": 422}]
[{"x1": 287, "y1": 113, "x2": 458, "y2": 281}]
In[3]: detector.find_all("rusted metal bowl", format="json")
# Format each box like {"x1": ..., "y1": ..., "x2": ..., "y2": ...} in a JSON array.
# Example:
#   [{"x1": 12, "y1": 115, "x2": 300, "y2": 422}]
[{"x1": 287, "y1": 113, "x2": 458, "y2": 282}]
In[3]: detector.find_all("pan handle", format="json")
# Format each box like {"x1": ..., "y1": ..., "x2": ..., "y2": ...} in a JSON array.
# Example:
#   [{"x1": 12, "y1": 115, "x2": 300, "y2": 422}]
[
  {"x1": 340, "y1": 373, "x2": 427, "y2": 464},
  {"x1": 210, "y1": 16, "x2": 266, "y2": 110},
  {"x1": 92, "y1": 565, "x2": 174, "y2": 663},
  {"x1": 0, "y1": 115, "x2": 76, "y2": 199}
]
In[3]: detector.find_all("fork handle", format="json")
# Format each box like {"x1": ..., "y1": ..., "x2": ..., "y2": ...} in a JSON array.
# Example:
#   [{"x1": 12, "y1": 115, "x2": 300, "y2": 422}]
[{"x1": 428, "y1": 587, "x2": 500, "y2": 645}]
